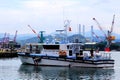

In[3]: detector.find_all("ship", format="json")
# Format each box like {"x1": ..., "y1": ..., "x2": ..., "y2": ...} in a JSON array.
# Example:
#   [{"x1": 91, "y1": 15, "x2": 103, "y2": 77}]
[{"x1": 17, "y1": 42, "x2": 114, "y2": 68}]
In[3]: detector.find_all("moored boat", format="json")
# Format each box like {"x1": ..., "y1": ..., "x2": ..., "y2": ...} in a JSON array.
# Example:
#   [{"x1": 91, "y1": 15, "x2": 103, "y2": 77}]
[{"x1": 18, "y1": 43, "x2": 114, "y2": 68}]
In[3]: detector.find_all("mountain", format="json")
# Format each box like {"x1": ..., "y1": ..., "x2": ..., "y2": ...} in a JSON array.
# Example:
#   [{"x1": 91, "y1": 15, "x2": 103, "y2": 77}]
[
  {"x1": 16, "y1": 34, "x2": 36, "y2": 40},
  {"x1": 17, "y1": 33, "x2": 86, "y2": 46},
  {"x1": 0, "y1": 30, "x2": 120, "y2": 46},
  {"x1": 18, "y1": 37, "x2": 39, "y2": 46}
]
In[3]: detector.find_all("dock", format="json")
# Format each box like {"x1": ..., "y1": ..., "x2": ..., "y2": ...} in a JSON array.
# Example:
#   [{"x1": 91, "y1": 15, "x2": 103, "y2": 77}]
[{"x1": 0, "y1": 53, "x2": 18, "y2": 58}]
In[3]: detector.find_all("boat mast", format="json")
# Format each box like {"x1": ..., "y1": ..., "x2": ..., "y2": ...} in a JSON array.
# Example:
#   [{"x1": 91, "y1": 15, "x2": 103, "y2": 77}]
[
  {"x1": 91, "y1": 25, "x2": 93, "y2": 42},
  {"x1": 39, "y1": 31, "x2": 45, "y2": 43},
  {"x1": 64, "y1": 20, "x2": 71, "y2": 43}
]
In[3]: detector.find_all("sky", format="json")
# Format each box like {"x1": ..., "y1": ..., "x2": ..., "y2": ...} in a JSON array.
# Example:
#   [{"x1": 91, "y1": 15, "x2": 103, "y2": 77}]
[{"x1": 0, "y1": 0, "x2": 120, "y2": 35}]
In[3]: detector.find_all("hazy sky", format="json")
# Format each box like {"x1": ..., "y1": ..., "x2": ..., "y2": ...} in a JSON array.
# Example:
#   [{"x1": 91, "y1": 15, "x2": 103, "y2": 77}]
[{"x1": 0, "y1": 0, "x2": 120, "y2": 35}]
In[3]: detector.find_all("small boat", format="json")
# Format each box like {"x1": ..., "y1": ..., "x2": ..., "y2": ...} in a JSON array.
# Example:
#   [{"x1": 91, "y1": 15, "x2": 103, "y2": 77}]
[{"x1": 17, "y1": 43, "x2": 114, "y2": 68}]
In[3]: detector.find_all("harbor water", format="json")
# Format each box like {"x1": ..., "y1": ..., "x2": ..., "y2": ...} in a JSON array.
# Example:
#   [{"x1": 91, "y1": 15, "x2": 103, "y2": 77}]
[{"x1": 0, "y1": 51, "x2": 120, "y2": 80}]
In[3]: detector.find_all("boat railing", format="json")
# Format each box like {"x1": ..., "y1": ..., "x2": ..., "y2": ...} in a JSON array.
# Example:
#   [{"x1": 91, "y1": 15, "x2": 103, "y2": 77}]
[
  {"x1": 101, "y1": 51, "x2": 112, "y2": 59},
  {"x1": 83, "y1": 51, "x2": 112, "y2": 60}
]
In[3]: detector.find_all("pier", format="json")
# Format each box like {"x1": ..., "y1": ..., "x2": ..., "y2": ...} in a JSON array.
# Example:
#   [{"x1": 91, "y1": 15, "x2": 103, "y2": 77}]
[{"x1": 0, "y1": 53, "x2": 18, "y2": 58}]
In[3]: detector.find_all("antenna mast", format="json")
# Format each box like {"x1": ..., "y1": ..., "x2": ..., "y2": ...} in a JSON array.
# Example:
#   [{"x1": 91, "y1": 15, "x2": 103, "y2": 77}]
[{"x1": 64, "y1": 20, "x2": 71, "y2": 43}]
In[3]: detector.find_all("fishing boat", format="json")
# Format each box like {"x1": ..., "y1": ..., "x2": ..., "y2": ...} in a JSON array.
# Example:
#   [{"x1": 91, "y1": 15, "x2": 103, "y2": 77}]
[{"x1": 17, "y1": 42, "x2": 114, "y2": 68}]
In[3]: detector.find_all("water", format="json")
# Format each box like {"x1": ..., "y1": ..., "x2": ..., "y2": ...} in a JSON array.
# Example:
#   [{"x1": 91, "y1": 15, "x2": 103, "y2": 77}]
[{"x1": 0, "y1": 51, "x2": 120, "y2": 80}]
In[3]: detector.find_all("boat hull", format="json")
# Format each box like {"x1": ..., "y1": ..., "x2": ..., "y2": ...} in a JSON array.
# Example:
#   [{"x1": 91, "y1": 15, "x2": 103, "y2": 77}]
[{"x1": 18, "y1": 53, "x2": 114, "y2": 68}]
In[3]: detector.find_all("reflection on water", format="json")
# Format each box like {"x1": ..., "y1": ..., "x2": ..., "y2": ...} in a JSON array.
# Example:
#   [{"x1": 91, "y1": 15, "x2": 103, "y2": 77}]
[
  {"x1": 1, "y1": 51, "x2": 120, "y2": 80},
  {"x1": 18, "y1": 64, "x2": 115, "y2": 80}
]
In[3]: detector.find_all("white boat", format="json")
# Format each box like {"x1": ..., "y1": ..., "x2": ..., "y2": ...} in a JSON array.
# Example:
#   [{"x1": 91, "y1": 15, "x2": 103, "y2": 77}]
[{"x1": 17, "y1": 43, "x2": 114, "y2": 68}]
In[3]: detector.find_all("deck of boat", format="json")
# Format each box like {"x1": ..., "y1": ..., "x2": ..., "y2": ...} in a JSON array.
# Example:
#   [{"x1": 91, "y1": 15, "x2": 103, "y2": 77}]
[{"x1": 18, "y1": 52, "x2": 114, "y2": 65}]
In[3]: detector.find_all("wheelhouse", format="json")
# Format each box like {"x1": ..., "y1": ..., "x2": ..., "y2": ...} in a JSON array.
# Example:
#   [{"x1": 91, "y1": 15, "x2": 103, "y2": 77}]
[{"x1": 83, "y1": 42, "x2": 97, "y2": 51}]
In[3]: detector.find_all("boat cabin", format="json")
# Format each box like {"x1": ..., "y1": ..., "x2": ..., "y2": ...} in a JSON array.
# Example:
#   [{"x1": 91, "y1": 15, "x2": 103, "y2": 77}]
[
  {"x1": 25, "y1": 43, "x2": 43, "y2": 53},
  {"x1": 41, "y1": 43, "x2": 84, "y2": 58},
  {"x1": 83, "y1": 42, "x2": 97, "y2": 51},
  {"x1": 25, "y1": 43, "x2": 84, "y2": 58}
]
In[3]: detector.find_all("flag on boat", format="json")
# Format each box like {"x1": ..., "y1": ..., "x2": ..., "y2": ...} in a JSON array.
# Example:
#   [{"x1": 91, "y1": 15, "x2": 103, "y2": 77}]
[{"x1": 69, "y1": 27, "x2": 72, "y2": 31}]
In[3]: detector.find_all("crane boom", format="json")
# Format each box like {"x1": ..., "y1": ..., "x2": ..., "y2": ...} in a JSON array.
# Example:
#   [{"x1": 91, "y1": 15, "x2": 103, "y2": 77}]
[
  {"x1": 110, "y1": 14, "x2": 115, "y2": 33},
  {"x1": 28, "y1": 25, "x2": 40, "y2": 39},
  {"x1": 92, "y1": 31, "x2": 103, "y2": 42},
  {"x1": 93, "y1": 15, "x2": 116, "y2": 49},
  {"x1": 93, "y1": 18, "x2": 107, "y2": 37}
]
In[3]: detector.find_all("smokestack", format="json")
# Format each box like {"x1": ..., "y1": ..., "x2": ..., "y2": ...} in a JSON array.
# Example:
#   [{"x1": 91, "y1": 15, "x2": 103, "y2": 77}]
[
  {"x1": 91, "y1": 25, "x2": 93, "y2": 42},
  {"x1": 83, "y1": 25, "x2": 85, "y2": 37},
  {"x1": 79, "y1": 24, "x2": 81, "y2": 35}
]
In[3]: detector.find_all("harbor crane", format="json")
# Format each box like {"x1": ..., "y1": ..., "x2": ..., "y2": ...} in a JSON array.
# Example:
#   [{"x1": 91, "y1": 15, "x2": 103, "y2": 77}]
[
  {"x1": 93, "y1": 15, "x2": 115, "y2": 50},
  {"x1": 91, "y1": 26, "x2": 103, "y2": 42},
  {"x1": 92, "y1": 31, "x2": 103, "y2": 42},
  {"x1": 28, "y1": 25, "x2": 45, "y2": 43},
  {"x1": 28, "y1": 25, "x2": 40, "y2": 39},
  {"x1": 2, "y1": 33, "x2": 10, "y2": 43}
]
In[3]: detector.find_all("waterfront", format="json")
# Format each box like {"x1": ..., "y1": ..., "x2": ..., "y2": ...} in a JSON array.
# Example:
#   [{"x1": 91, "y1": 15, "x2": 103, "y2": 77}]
[{"x1": 0, "y1": 51, "x2": 120, "y2": 80}]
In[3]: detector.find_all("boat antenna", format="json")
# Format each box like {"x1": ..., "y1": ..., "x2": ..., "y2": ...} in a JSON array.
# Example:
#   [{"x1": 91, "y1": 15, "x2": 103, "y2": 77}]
[
  {"x1": 64, "y1": 20, "x2": 71, "y2": 43},
  {"x1": 39, "y1": 31, "x2": 45, "y2": 43}
]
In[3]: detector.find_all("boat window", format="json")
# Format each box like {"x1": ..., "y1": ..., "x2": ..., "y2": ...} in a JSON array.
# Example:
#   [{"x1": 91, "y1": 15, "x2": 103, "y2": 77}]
[
  {"x1": 67, "y1": 45, "x2": 69, "y2": 49},
  {"x1": 43, "y1": 45, "x2": 59, "y2": 49},
  {"x1": 69, "y1": 50, "x2": 72, "y2": 56},
  {"x1": 84, "y1": 44, "x2": 96, "y2": 51},
  {"x1": 69, "y1": 45, "x2": 73, "y2": 49}
]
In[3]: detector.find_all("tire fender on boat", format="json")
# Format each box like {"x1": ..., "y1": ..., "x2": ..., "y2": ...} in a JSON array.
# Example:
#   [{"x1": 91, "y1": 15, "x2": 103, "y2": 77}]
[
  {"x1": 59, "y1": 50, "x2": 62, "y2": 55},
  {"x1": 62, "y1": 50, "x2": 66, "y2": 55}
]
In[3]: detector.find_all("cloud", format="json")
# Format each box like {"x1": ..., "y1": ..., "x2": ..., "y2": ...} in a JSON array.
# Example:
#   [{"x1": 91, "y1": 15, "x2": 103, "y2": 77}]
[
  {"x1": 0, "y1": 0, "x2": 120, "y2": 35},
  {"x1": 22, "y1": 0, "x2": 78, "y2": 8}
]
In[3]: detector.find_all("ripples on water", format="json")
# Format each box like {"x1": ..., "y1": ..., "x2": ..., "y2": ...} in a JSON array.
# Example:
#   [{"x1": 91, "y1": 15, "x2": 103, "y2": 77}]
[
  {"x1": 0, "y1": 51, "x2": 120, "y2": 80},
  {"x1": 17, "y1": 65, "x2": 114, "y2": 80}
]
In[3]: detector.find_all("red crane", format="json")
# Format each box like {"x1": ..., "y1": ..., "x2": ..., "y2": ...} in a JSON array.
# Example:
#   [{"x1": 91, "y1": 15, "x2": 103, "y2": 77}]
[
  {"x1": 110, "y1": 14, "x2": 115, "y2": 33},
  {"x1": 93, "y1": 18, "x2": 107, "y2": 38},
  {"x1": 92, "y1": 31, "x2": 103, "y2": 42},
  {"x1": 28, "y1": 25, "x2": 40, "y2": 39},
  {"x1": 1, "y1": 33, "x2": 8, "y2": 48},
  {"x1": 93, "y1": 15, "x2": 115, "y2": 50}
]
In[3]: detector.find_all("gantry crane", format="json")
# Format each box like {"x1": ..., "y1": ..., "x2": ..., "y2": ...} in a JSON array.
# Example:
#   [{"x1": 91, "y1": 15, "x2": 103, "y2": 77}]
[{"x1": 93, "y1": 15, "x2": 115, "y2": 50}]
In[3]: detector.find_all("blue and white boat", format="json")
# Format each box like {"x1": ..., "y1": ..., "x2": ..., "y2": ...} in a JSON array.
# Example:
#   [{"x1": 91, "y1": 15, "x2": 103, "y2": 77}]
[{"x1": 17, "y1": 42, "x2": 114, "y2": 68}]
